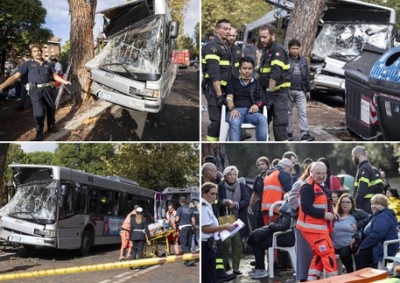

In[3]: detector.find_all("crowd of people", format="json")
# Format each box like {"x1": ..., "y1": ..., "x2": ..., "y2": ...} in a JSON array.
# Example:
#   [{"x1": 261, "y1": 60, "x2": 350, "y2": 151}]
[
  {"x1": 202, "y1": 19, "x2": 314, "y2": 141},
  {"x1": 0, "y1": 44, "x2": 69, "y2": 141},
  {"x1": 201, "y1": 146, "x2": 400, "y2": 282},
  {"x1": 119, "y1": 197, "x2": 200, "y2": 269}
]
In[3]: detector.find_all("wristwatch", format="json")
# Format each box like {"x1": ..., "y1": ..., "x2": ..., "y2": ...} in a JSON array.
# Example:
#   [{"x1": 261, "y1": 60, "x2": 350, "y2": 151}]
[{"x1": 229, "y1": 105, "x2": 235, "y2": 111}]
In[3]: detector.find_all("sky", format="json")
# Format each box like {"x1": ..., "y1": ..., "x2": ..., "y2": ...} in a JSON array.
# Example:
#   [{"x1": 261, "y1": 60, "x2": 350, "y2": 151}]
[
  {"x1": 41, "y1": 0, "x2": 199, "y2": 46},
  {"x1": 19, "y1": 142, "x2": 58, "y2": 153}
]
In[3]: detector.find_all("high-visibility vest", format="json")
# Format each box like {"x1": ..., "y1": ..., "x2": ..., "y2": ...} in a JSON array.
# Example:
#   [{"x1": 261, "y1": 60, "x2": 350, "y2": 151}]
[
  {"x1": 297, "y1": 178, "x2": 331, "y2": 233},
  {"x1": 261, "y1": 169, "x2": 284, "y2": 213}
]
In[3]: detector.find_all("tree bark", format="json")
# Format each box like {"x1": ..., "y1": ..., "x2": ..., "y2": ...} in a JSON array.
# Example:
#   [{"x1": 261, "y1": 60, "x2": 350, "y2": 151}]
[
  {"x1": 201, "y1": 144, "x2": 229, "y2": 173},
  {"x1": 68, "y1": 0, "x2": 97, "y2": 102},
  {"x1": 284, "y1": 0, "x2": 326, "y2": 60},
  {"x1": 0, "y1": 144, "x2": 10, "y2": 207}
]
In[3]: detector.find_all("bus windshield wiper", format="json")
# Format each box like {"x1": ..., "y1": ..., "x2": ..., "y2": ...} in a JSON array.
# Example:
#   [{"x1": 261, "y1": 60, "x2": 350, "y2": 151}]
[{"x1": 8, "y1": 211, "x2": 40, "y2": 223}]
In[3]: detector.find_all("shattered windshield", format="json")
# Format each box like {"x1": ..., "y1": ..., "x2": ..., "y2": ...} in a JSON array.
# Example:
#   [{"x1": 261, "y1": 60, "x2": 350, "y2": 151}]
[
  {"x1": 311, "y1": 23, "x2": 390, "y2": 62},
  {"x1": 86, "y1": 15, "x2": 163, "y2": 80},
  {"x1": 0, "y1": 181, "x2": 58, "y2": 223}
]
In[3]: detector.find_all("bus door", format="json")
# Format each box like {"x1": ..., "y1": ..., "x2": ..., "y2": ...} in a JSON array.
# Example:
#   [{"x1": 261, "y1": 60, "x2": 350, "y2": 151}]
[{"x1": 154, "y1": 192, "x2": 166, "y2": 221}]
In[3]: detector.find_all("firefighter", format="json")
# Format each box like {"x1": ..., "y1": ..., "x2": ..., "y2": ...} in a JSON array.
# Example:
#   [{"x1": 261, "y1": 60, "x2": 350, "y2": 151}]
[
  {"x1": 352, "y1": 145, "x2": 384, "y2": 214},
  {"x1": 261, "y1": 158, "x2": 293, "y2": 225},
  {"x1": 203, "y1": 19, "x2": 233, "y2": 141},
  {"x1": 297, "y1": 162, "x2": 338, "y2": 280},
  {"x1": 258, "y1": 24, "x2": 291, "y2": 141}
]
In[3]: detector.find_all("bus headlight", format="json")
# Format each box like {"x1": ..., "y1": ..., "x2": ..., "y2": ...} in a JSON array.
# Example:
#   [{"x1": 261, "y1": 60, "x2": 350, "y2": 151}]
[
  {"x1": 34, "y1": 229, "x2": 55, "y2": 237},
  {"x1": 129, "y1": 87, "x2": 154, "y2": 97}
]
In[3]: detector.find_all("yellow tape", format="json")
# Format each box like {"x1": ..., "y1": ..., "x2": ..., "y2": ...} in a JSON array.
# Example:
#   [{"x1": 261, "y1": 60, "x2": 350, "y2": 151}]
[{"x1": 0, "y1": 253, "x2": 199, "y2": 281}]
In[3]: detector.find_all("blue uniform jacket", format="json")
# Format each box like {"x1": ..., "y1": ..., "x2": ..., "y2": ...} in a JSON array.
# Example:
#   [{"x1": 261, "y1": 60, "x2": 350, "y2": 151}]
[{"x1": 359, "y1": 207, "x2": 399, "y2": 262}]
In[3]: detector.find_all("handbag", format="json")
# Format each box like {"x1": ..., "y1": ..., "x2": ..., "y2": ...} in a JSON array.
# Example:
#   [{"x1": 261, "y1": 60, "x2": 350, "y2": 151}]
[
  {"x1": 218, "y1": 206, "x2": 236, "y2": 224},
  {"x1": 279, "y1": 199, "x2": 298, "y2": 219}
]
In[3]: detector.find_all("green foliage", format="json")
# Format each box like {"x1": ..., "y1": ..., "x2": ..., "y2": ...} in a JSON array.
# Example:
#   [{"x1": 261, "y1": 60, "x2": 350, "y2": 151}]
[
  {"x1": 0, "y1": 0, "x2": 53, "y2": 73},
  {"x1": 3, "y1": 144, "x2": 28, "y2": 193},
  {"x1": 221, "y1": 144, "x2": 400, "y2": 181},
  {"x1": 52, "y1": 144, "x2": 116, "y2": 176},
  {"x1": 201, "y1": 0, "x2": 271, "y2": 38},
  {"x1": 26, "y1": 151, "x2": 54, "y2": 165},
  {"x1": 108, "y1": 144, "x2": 199, "y2": 191},
  {"x1": 180, "y1": 35, "x2": 198, "y2": 58},
  {"x1": 59, "y1": 40, "x2": 71, "y2": 72},
  {"x1": 194, "y1": 22, "x2": 200, "y2": 51}
]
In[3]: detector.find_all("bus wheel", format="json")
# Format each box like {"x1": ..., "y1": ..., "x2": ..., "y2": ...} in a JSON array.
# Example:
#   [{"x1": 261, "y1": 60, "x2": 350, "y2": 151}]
[
  {"x1": 22, "y1": 244, "x2": 35, "y2": 250},
  {"x1": 80, "y1": 230, "x2": 92, "y2": 256}
]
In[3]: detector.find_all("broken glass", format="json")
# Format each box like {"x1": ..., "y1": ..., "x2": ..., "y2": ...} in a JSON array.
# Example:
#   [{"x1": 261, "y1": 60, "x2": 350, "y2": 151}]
[
  {"x1": 312, "y1": 23, "x2": 390, "y2": 62},
  {"x1": 86, "y1": 15, "x2": 163, "y2": 80},
  {"x1": 0, "y1": 181, "x2": 58, "y2": 223}
]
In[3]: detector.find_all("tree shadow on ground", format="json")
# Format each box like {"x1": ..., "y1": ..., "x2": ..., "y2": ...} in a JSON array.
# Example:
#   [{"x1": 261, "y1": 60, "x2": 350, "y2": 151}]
[{"x1": 79, "y1": 102, "x2": 199, "y2": 141}]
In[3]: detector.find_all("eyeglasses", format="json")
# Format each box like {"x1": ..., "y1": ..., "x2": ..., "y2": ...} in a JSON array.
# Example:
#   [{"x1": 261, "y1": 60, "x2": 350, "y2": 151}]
[{"x1": 341, "y1": 201, "x2": 352, "y2": 204}]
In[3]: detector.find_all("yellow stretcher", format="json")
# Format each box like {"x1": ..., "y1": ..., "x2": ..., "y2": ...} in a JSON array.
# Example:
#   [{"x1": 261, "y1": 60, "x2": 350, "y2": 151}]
[{"x1": 144, "y1": 229, "x2": 176, "y2": 257}]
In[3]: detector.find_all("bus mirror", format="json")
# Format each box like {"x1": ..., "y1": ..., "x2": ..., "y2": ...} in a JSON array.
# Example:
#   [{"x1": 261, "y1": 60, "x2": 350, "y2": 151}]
[{"x1": 169, "y1": 21, "x2": 179, "y2": 38}]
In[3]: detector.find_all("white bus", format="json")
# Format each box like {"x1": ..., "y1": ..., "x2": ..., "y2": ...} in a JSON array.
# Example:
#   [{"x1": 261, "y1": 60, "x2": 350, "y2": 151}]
[
  {"x1": 86, "y1": 0, "x2": 179, "y2": 113},
  {"x1": 0, "y1": 164, "x2": 157, "y2": 255},
  {"x1": 154, "y1": 187, "x2": 199, "y2": 221},
  {"x1": 243, "y1": 0, "x2": 396, "y2": 97}
]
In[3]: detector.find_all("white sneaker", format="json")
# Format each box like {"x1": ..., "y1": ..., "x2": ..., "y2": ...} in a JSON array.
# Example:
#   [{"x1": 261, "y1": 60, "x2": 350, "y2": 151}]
[{"x1": 250, "y1": 269, "x2": 269, "y2": 279}]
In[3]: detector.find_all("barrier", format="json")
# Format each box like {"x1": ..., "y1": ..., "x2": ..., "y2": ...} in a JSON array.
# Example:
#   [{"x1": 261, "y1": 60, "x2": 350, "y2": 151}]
[{"x1": 0, "y1": 253, "x2": 199, "y2": 281}]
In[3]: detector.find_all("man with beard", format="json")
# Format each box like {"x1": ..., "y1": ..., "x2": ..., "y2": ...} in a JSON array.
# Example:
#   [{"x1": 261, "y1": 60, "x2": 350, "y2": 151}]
[
  {"x1": 203, "y1": 19, "x2": 233, "y2": 141},
  {"x1": 248, "y1": 156, "x2": 270, "y2": 229},
  {"x1": 226, "y1": 27, "x2": 241, "y2": 78},
  {"x1": 258, "y1": 24, "x2": 291, "y2": 141},
  {"x1": 0, "y1": 44, "x2": 71, "y2": 141},
  {"x1": 352, "y1": 146, "x2": 383, "y2": 213}
]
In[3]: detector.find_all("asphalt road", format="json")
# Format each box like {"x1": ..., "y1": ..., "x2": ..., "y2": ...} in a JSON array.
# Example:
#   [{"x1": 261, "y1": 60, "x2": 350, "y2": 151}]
[
  {"x1": 0, "y1": 67, "x2": 199, "y2": 141},
  {"x1": 0, "y1": 244, "x2": 199, "y2": 283}
]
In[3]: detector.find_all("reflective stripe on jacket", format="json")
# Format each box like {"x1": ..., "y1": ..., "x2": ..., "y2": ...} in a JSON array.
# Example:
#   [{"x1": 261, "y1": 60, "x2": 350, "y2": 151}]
[
  {"x1": 261, "y1": 169, "x2": 284, "y2": 213},
  {"x1": 259, "y1": 41, "x2": 291, "y2": 91},
  {"x1": 203, "y1": 37, "x2": 233, "y2": 86},
  {"x1": 297, "y1": 178, "x2": 331, "y2": 233}
]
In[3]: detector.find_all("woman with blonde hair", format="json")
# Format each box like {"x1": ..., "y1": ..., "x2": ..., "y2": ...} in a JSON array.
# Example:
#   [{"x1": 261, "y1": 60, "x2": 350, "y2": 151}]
[{"x1": 355, "y1": 194, "x2": 399, "y2": 270}]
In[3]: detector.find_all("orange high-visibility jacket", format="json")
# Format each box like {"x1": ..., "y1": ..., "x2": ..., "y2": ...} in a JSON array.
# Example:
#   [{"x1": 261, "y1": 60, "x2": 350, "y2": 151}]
[
  {"x1": 261, "y1": 169, "x2": 284, "y2": 213},
  {"x1": 297, "y1": 178, "x2": 332, "y2": 233}
]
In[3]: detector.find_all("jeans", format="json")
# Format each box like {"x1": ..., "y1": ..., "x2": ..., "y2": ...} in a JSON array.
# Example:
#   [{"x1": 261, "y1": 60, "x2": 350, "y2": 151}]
[
  {"x1": 287, "y1": 90, "x2": 310, "y2": 136},
  {"x1": 227, "y1": 107, "x2": 268, "y2": 141}
]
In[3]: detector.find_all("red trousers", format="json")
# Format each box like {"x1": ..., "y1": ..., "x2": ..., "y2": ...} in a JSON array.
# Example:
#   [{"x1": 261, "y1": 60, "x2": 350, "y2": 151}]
[
  {"x1": 262, "y1": 210, "x2": 279, "y2": 225},
  {"x1": 301, "y1": 231, "x2": 338, "y2": 280}
]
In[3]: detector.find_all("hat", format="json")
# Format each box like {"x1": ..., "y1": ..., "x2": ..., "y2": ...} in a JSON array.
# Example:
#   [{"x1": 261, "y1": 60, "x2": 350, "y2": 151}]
[{"x1": 136, "y1": 207, "x2": 143, "y2": 213}]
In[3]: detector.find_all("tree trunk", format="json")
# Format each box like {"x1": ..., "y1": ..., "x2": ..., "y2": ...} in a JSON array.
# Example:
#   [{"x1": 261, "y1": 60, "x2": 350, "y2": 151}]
[
  {"x1": 284, "y1": 0, "x2": 326, "y2": 60},
  {"x1": 0, "y1": 144, "x2": 10, "y2": 207},
  {"x1": 68, "y1": 0, "x2": 97, "y2": 103},
  {"x1": 201, "y1": 144, "x2": 229, "y2": 173}
]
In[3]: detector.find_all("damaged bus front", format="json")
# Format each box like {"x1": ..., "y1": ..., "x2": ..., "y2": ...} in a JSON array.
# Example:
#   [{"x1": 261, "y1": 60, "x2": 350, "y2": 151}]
[
  {"x1": 0, "y1": 164, "x2": 156, "y2": 255},
  {"x1": 243, "y1": 0, "x2": 396, "y2": 97},
  {"x1": 86, "y1": 0, "x2": 179, "y2": 113}
]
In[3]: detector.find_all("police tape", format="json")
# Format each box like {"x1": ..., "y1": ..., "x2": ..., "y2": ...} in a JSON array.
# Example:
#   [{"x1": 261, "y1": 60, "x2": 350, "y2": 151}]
[{"x1": 0, "y1": 253, "x2": 199, "y2": 281}]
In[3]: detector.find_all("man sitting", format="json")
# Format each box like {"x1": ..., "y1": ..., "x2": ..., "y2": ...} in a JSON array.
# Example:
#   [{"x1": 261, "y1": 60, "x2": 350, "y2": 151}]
[{"x1": 225, "y1": 56, "x2": 270, "y2": 141}]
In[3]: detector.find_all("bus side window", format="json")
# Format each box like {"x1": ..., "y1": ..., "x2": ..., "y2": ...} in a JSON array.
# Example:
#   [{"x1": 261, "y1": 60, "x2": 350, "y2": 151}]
[
  {"x1": 87, "y1": 188, "x2": 98, "y2": 214},
  {"x1": 59, "y1": 183, "x2": 74, "y2": 218}
]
